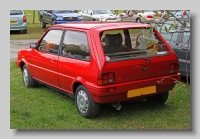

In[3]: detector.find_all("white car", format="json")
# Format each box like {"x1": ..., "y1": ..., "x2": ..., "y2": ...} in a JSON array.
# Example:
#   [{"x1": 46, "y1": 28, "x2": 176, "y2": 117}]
[
  {"x1": 79, "y1": 10, "x2": 121, "y2": 22},
  {"x1": 120, "y1": 10, "x2": 162, "y2": 23}
]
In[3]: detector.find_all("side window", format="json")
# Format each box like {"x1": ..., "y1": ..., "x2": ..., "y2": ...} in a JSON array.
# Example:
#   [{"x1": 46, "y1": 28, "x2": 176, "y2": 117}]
[
  {"x1": 39, "y1": 30, "x2": 63, "y2": 55},
  {"x1": 83, "y1": 10, "x2": 87, "y2": 14},
  {"x1": 87, "y1": 10, "x2": 93, "y2": 15},
  {"x1": 61, "y1": 30, "x2": 91, "y2": 61}
]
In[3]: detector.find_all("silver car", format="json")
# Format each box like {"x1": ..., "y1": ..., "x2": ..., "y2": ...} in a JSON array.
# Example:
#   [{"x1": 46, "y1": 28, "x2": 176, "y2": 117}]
[
  {"x1": 120, "y1": 10, "x2": 162, "y2": 23},
  {"x1": 79, "y1": 10, "x2": 121, "y2": 22},
  {"x1": 10, "y1": 10, "x2": 27, "y2": 34}
]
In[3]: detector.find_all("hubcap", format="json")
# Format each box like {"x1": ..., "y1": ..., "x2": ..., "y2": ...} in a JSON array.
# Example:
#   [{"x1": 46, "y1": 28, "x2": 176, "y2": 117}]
[
  {"x1": 23, "y1": 68, "x2": 28, "y2": 86},
  {"x1": 77, "y1": 90, "x2": 89, "y2": 114}
]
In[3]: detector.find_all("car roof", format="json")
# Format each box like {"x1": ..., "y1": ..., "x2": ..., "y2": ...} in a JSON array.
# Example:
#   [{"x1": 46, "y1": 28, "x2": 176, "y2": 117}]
[{"x1": 51, "y1": 21, "x2": 151, "y2": 30}]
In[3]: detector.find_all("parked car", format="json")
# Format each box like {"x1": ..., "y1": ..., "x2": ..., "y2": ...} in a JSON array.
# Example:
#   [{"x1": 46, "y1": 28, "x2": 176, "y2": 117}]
[
  {"x1": 155, "y1": 10, "x2": 190, "y2": 23},
  {"x1": 10, "y1": 10, "x2": 27, "y2": 34},
  {"x1": 16, "y1": 22, "x2": 181, "y2": 118},
  {"x1": 120, "y1": 10, "x2": 162, "y2": 23},
  {"x1": 38, "y1": 10, "x2": 83, "y2": 28},
  {"x1": 79, "y1": 10, "x2": 121, "y2": 22},
  {"x1": 157, "y1": 20, "x2": 190, "y2": 77}
]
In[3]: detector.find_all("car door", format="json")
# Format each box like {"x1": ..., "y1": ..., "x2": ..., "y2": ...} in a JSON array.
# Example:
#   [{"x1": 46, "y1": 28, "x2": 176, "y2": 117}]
[
  {"x1": 57, "y1": 29, "x2": 91, "y2": 93},
  {"x1": 80, "y1": 10, "x2": 88, "y2": 21},
  {"x1": 86, "y1": 10, "x2": 94, "y2": 21},
  {"x1": 30, "y1": 29, "x2": 64, "y2": 87}
]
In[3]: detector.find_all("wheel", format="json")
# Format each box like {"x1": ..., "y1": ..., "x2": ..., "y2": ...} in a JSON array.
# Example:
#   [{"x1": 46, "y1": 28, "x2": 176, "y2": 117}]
[
  {"x1": 22, "y1": 65, "x2": 37, "y2": 88},
  {"x1": 136, "y1": 18, "x2": 141, "y2": 23},
  {"x1": 22, "y1": 29, "x2": 27, "y2": 34},
  {"x1": 75, "y1": 85, "x2": 100, "y2": 118},
  {"x1": 51, "y1": 20, "x2": 56, "y2": 26},
  {"x1": 146, "y1": 92, "x2": 169, "y2": 104},
  {"x1": 40, "y1": 18, "x2": 46, "y2": 28}
]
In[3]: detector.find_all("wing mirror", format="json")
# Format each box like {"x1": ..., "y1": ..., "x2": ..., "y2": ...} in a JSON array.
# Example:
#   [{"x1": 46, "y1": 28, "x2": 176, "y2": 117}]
[{"x1": 30, "y1": 43, "x2": 37, "y2": 48}]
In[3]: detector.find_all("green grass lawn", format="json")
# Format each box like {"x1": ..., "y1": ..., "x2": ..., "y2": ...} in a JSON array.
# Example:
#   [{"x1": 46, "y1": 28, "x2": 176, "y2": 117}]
[{"x1": 10, "y1": 61, "x2": 190, "y2": 129}]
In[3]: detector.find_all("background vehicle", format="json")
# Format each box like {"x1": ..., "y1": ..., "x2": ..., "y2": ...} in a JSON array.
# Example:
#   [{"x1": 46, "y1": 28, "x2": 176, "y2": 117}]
[
  {"x1": 120, "y1": 10, "x2": 162, "y2": 23},
  {"x1": 157, "y1": 20, "x2": 190, "y2": 77},
  {"x1": 38, "y1": 10, "x2": 83, "y2": 28},
  {"x1": 79, "y1": 10, "x2": 121, "y2": 21},
  {"x1": 10, "y1": 10, "x2": 27, "y2": 34},
  {"x1": 16, "y1": 22, "x2": 180, "y2": 118}
]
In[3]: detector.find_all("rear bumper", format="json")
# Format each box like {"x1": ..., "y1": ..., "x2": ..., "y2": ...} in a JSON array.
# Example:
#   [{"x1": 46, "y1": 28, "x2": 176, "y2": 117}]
[
  {"x1": 87, "y1": 73, "x2": 181, "y2": 104},
  {"x1": 10, "y1": 23, "x2": 27, "y2": 31}
]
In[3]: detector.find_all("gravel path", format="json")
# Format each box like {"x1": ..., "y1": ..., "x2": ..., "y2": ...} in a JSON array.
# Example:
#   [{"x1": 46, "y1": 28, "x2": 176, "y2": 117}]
[{"x1": 10, "y1": 39, "x2": 37, "y2": 60}]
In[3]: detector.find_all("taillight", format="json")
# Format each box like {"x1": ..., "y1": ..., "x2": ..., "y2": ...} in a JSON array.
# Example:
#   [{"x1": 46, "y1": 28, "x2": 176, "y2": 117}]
[
  {"x1": 147, "y1": 15, "x2": 153, "y2": 18},
  {"x1": 97, "y1": 72, "x2": 115, "y2": 85},
  {"x1": 182, "y1": 11, "x2": 187, "y2": 16},
  {"x1": 169, "y1": 63, "x2": 179, "y2": 74},
  {"x1": 23, "y1": 15, "x2": 27, "y2": 22}
]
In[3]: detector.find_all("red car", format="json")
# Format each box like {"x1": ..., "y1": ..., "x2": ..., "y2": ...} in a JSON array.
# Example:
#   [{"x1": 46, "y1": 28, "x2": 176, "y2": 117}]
[{"x1": 16, "y1": 22, "x2": 181, "y2": 118}]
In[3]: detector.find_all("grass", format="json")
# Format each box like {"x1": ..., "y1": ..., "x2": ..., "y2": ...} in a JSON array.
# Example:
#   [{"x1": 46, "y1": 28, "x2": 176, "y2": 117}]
[{"x1": 10, "y1": 61, "x2": 190, "y2": 129}]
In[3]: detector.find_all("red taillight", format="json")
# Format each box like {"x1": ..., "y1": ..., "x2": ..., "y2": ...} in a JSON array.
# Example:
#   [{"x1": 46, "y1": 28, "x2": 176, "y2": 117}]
[
  {"x1": 23, "y1": 15, "x2": 27, "y2": 22},
  {"x1": 169, "y1": 63, "x2": 179, "y2": 74},
  {"x1": 98, "y1": 72, "x2": 115, "y2": 85},
  {"x1": 182, "y1": 11, "x2": 187, "y2": 16},
  {"x1": 147, "y1": 15, "x2": 153, "y2": 18}
]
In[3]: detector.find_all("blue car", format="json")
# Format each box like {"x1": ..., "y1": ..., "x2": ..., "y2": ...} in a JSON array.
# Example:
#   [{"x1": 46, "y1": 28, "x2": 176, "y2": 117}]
[{"x1": 38, "y1": 10, "x2": 83, "y2": 28}]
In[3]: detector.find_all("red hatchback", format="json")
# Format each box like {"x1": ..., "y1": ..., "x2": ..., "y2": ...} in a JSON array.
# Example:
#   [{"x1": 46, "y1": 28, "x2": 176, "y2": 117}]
[{"x1": 16, "y1": 22, "x2": 181, "y2": 118}]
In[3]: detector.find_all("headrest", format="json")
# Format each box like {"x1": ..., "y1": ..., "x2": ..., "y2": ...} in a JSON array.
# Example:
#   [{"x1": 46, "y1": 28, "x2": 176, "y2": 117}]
[{"x1": 104, "y1": 33, "x2": 123, "y2": 46}]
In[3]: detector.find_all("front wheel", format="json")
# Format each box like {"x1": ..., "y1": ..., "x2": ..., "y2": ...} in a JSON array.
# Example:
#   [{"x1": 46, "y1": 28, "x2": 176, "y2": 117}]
[
  {"x1": 40, "y1": 18, "x2": 46, "y2": 28},
  {"x1": 146, "y1": 92, "x2": 169, "y2": 104},
  {"x1": 75, "y1": 85, "x2": 100, "y2": 118},
  {"x1": 136, "y1": 18, "x2": 141, "y2": 23},
  {"x1": 22, "y1": 65, "x2": 37, "y2": 88}
]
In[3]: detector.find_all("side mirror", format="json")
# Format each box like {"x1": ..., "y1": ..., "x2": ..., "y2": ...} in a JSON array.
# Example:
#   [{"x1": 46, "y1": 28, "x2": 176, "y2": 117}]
[{"x1": 30, "y1": 43, "x2": 37, "y2": 48}]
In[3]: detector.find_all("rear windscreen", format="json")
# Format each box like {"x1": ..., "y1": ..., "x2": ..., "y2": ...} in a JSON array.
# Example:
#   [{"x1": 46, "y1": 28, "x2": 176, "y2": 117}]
[
  {"x1": 100, "y1": 28, "x2": 169, "y2": 62},
  {"x1": 10, "y1": 10, "x2": 23, "y2": 15}
]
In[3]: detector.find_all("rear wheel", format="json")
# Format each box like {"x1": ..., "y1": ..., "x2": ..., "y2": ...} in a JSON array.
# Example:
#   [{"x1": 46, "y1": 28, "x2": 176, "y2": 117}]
[
  {"x1": 75, "y1": 85, "x2": 100, "y2": 118},
  {"x1": 136, "y1": 18, "x2": 141, "y2": 23},
  {"x1": 146, "y1": 92, "x2": 169, "y2": 104},
  {"x1": 22, "y1": 65, "x2": 37, "y2": 88},
  {"x1": 51, "y1": 20, "x2": 56, "y2": 26},
  {"x1": 40, "y1": 18, "x2": 46, "y2": 28},
  {"x1": 22, "y1": 29, "x2": 27, "y2": 34}
]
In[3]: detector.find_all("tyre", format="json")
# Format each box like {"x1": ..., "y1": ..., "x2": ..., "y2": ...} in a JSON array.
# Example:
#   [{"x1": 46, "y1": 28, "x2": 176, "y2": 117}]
[
  {"x1": 22, "y1": 29, "x2": 27, "y2": 34},
  {"x1": 51, "y1": 20, "x2": 56, "y2": 26},
  {"x1": 40, "y1": 18, "x2": 46, "y2": 28},
  {"x1": 75, "y1": 85, "x2": 100, "y2": 118},
  {"x1": 22, "y1": 65, "x2": 37, "y2": 88},
  {"x1": 136, "y1": 18, "x2": 141, "y2": 23},
  {"x1": 146, "y1": 92, "x2": 169, "y2": 104}
]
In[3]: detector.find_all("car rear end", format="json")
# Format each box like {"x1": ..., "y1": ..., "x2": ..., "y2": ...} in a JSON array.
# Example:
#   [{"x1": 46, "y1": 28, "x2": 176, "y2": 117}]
[
  {"x1": 10, "y1": 10, "x2": 27, "y2": 32},
  {"x1": 88, "y1": 23, "x2": 181, "y2": 104}
]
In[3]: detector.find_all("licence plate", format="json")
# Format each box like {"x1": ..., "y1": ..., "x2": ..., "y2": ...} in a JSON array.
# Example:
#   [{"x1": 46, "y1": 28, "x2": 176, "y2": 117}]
[
  {"x1": 127, "y1": 86, "x2": 156, "y2": 98},
  {"x1": 154, "y1": 15, "x2": 161, "y2": 18},
  {"x1": 10, "y1": 20, "x2": 17, "y2": 24}
]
